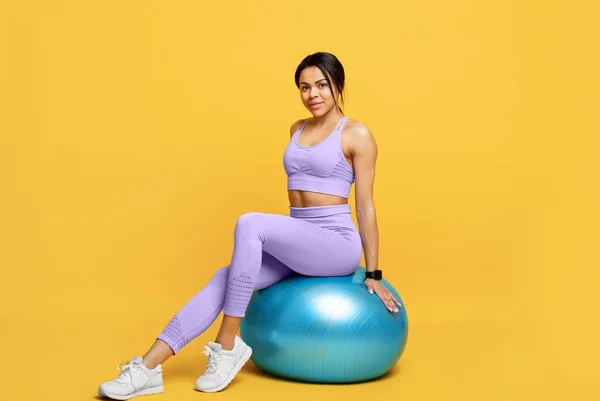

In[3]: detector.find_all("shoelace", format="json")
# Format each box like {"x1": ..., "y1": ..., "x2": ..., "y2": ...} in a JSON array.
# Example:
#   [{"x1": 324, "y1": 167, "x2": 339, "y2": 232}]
[
  {"x1": 203, "y1": 346, "x2": 222, "y2": 374},
  {"x1": 115, "y1": 359, "x2": 143, "y2": 383}
]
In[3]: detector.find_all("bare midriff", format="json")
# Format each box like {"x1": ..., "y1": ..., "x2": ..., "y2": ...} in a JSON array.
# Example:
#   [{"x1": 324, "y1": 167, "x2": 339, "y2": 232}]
[{"x1": 288, "y1": 190, "x2": 348, "y2": 208}]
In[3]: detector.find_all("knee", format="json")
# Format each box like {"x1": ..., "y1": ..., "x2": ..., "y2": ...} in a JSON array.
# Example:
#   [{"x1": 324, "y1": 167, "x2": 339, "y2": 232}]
[
  {"x1": 215, "y1": 266, "x2": 229, "y2": 277},
  {"x1": 235, "y1": 212, "x2": 265, "y2": 232},
  {"x1": 209, "y1": 266, "x2": 229, "y2": 285}
]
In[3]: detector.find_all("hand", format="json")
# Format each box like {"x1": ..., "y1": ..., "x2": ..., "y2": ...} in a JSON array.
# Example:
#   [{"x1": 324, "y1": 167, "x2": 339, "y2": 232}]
[{"x1": 364, "y1": 278, "x2": 402, "y2": 313}]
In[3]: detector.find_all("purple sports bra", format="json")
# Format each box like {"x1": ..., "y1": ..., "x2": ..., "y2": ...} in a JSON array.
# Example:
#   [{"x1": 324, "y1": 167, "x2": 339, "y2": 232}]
[{"x1": 283, "y1": 116, "x2": 355, "y2": 198}]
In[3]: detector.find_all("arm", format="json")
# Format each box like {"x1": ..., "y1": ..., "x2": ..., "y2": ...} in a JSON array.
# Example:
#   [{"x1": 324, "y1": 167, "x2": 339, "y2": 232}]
[
  {"x1": 350, "y1": 122, "x2": 401, "y2": 313},
  {"x1": 350, "y1": 123, "x2": 379, "y2": 273}
]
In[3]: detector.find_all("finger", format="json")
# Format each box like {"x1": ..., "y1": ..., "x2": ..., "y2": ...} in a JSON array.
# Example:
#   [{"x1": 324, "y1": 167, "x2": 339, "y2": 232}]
[
  {"x1": 387, "y1": 295, "x2": 399, "y2": 312},
  {"x1": 375, "y1": 287, "x2": 396, "y2": 312},
  {"x1": 375, "y1": 290, "x2": 390, "y2": 309},
  {"x1": 389, "y1": 298, "x2": 398, "y2": 313},
  {"x1": 384, "y1": 297, "x2": 395, "y2": 312},
  {"x1": 385, "y1": 291, "x2": 402, "y2": 308},
  {"x1": 375, "y1": 289, "x2": 394, "y2": 311}
]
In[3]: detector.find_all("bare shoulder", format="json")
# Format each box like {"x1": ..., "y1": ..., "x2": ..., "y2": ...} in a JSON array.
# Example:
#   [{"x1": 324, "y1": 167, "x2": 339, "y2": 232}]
[
  {"x1": 289, "y1": 118, "x2": 309, "y2": 138},
  {"x1": 343, "y1": 119, "x2": 377, "y2": 152},
  {"x1": 344, "y1": 119, "x2": 373, "y2": 138}
]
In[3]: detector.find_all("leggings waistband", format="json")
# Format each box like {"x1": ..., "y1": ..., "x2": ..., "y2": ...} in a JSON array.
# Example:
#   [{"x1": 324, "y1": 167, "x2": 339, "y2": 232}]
[{"x1": 289, "y1": 204, "x2": 351, "y2": 218}]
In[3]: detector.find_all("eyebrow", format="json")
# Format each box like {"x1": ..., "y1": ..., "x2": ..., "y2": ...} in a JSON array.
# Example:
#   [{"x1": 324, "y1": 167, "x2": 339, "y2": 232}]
[{"x1": 300, "y1": 78, "x2": 327, "y2": 85}]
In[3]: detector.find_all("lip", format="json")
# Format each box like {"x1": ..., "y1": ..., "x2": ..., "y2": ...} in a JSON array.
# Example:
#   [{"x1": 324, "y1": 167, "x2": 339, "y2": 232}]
[{"x1": 309, "y1": 102, "x2": 323, "y2": 109}]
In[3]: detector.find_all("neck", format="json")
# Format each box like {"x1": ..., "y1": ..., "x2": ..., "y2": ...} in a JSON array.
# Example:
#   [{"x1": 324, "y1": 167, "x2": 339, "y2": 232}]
[{"x1": 310, "y1": 107, "x2": 345, "y2": 127}]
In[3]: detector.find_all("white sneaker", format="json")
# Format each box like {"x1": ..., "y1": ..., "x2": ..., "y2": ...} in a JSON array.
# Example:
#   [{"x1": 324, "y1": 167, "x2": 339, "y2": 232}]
[
  {"x1": 98, "y1": 356, "x2": 164, "y2": 400},
  {"x1": 194, "y1": 336, "x2": 253, "y2": 392}
]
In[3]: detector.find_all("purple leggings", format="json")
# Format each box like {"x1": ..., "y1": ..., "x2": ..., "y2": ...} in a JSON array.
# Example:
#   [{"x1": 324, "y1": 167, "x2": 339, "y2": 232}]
[{"x1": 156, "y1": 204, "x2": 363, "y2": 354}]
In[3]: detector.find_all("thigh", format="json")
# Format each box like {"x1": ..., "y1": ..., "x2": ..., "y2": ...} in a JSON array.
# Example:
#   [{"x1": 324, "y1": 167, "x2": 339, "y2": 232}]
[
  {"x1": 254, "y1": 251, "x2": 297, "y2": 290},
  {"x1": 245, "y1": 212, "x2": 362, "y2": 276}
]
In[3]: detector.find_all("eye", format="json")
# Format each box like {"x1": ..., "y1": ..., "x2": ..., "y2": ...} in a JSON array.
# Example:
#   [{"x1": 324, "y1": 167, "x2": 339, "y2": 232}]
[{"x1": 319, "y1": 83, "x2": 327, "y2": 88}]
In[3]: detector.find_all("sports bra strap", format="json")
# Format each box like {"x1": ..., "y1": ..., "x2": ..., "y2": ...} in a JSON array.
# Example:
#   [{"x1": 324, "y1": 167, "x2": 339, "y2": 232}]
[
  {"x1": 335, "y1": 116, "x2": 349, "y2": 132},
  {"x1": 298, "y1": 116, "x2": 348, "y2": 134},
  {"x1": 298, "y1": 119, "x2": 311, "y2": 131}
]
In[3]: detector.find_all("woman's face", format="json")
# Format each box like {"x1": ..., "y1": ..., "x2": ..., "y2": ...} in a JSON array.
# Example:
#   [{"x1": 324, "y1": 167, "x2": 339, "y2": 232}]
[{"x1": 298, "y1": 66, "x2": 339, "y2": 117}]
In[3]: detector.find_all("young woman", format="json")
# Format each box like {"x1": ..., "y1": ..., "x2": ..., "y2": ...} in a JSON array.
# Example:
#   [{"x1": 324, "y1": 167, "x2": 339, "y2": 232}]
[{"x1": 98, "y1": 52, "x2": 401, "y2": 400}]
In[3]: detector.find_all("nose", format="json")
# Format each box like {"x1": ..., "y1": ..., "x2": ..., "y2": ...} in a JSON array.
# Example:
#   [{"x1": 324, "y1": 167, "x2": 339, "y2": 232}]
[{"x1": 310, "y1": 86, "x2": 320, "y2": 98}]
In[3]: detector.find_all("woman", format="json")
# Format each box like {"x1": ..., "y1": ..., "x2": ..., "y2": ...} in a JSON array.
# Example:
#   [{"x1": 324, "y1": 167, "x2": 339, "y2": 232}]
[{"x1": 98, "y1": 52, "x2": 402, "y2": 400}]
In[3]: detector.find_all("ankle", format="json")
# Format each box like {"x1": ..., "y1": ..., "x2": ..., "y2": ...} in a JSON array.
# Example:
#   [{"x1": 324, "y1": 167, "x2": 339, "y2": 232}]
[
  {"x1": 215, "y1": 338, "x2": 235, "y2": 351},
  {"x1": 220, "y1": 342, "x2": 235, "y2": 351},
  {"x1": 142, "y1": 358, "x2": 159, "y2": 370}
]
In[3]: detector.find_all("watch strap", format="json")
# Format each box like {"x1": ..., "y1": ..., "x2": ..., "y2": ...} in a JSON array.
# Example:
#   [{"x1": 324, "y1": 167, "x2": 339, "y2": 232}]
[{"x1": 365, "y1": 270, "x2": 382, "y2": 280}]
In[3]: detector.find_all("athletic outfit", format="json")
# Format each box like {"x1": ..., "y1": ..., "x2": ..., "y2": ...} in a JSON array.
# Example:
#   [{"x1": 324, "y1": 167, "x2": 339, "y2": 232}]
[{"x1": 98, "y1": 116, "x2": 363, "y2": 399}]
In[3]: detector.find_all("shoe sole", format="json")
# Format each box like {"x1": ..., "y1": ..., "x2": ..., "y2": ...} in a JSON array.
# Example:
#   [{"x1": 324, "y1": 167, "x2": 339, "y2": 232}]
[
  {"x1": 98, "y1": 385, "x2": 164, "y2": 400},
  {"x1": 194, "y1": 346, "x2": 253, "y2": 393}
]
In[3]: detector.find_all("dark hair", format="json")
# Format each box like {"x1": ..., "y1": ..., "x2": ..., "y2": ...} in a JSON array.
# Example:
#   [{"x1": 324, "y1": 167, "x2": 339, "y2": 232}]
[{"x1": 294, "y1": 52, "x2": 346, "y2": 111}]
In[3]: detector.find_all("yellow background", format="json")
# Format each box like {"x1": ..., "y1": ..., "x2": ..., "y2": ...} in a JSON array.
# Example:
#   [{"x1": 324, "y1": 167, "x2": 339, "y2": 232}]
[{"x1": 1, "y1": 1, "x2": 598, "y2": 400}]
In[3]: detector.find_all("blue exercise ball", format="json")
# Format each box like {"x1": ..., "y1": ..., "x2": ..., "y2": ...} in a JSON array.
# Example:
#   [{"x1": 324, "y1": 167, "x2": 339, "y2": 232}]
[{"x1": 240, "y1": 266, "x2": 408, "y2": 383}]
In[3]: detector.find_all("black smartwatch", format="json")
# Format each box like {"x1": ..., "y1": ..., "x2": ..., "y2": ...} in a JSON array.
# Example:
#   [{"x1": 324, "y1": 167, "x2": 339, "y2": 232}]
[{"x1": 365, "y1": 269, "x2": 382, "y2": 280}]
